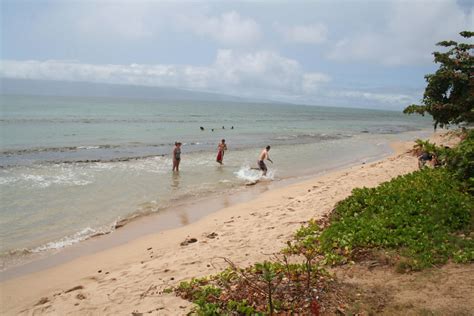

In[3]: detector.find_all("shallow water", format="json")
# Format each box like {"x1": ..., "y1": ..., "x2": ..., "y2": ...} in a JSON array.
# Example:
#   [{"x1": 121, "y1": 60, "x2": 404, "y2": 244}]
[{"x1": 0, "y1": 94, "x2": 432, "y2": 266}]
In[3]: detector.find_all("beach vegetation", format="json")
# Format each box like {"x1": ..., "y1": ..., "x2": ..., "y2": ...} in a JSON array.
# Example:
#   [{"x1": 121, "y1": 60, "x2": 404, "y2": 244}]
[
  {"x1": 413, "y1": 129, "x2": 473, "y2": 191},
  {"x1": 175, "y1": 258, "x2": 332, "y2": 315},
  {"x1": 162, "y1": 287, "x2": 173, "y2": 294},
  {"x1": 444, "y1": 130, "x2": 474, "y2": 189},
  {"x1": 403, "y1": 31, "x2": 474, "y2": 128},
  {"x1": 177, "y1": 278, "x2": 224, "y2": 315},
  {"x1": 314, "y1": 167, "x2": 473, "y2": 271},
  {"x1": 283, "y1": 219, "x2": 326, "y2": 293}
]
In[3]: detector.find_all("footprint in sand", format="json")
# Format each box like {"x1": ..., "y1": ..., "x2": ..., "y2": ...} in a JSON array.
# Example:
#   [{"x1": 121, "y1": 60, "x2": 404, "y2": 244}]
[
  {"x1": 65, "y1": 285, "x2": 84, "y2": 293},
  {"x1": 35, "y1": 297, "x2": 50, "y2": 306},
  {"x1": 76, "y1": 293, "x2": 86, "y2": 300},
  {"x1": 205, "y1": 232, "x2": 218, "y2": 239}
]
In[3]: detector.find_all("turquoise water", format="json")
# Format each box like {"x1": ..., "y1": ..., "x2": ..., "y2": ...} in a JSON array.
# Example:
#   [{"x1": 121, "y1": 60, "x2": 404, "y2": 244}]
[{"x1": 0, "y1": 94, "x2": 432, "y2": 266}]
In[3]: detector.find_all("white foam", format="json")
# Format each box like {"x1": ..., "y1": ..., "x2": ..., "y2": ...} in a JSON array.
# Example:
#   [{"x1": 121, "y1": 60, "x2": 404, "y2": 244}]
[
  {"x1": 0, "y1": 165, "x2": 94, "y2": 188},
  {"x1": 77, "y1": 146, "x2": 100, "y2": 149},
  {"x1": 124, "y1": 156, "x2": 171, "y2": 174},
  {"x1": 0, "y1": 176, "x2": 17, "y2": 185},
  {"x1": 90, "y1": 162, "x2": 115, "y2": 170},
  {"x1": 98, "y1": 155, "x2": 210, "y2": 175},
  {"x1": 234, "y1": 165, "x2": 275, "y2": 183},
  {"x1": 18, "y1": 172, "x2": 93, "y2": 188},
  {"x1": 31, "y1": 227, "x2": 100, "y2": 252}
]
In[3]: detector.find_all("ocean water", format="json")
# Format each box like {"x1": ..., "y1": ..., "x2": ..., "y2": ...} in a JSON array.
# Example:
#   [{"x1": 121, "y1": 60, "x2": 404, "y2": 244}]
[{"x1": 0, "y1": 94, "x2": 432, "y2": 268}]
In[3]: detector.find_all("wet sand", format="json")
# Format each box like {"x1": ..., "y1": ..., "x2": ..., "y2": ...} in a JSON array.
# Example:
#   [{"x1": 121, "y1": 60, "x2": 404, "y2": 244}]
[{"x1": 0, "y1": 132, "x2": 453, "y2": 315}]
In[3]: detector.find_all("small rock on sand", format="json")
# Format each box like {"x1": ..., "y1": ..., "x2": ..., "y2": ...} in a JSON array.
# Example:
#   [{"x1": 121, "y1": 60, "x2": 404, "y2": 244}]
[{"x1": 180, "y1": 238, "x2": 198, "y2": 246}]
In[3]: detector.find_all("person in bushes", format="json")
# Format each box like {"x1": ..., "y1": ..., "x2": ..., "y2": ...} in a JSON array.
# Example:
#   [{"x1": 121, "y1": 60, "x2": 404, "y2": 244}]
[{"x1": 418, "y1": 151, "x2": 433, "y2": 169}]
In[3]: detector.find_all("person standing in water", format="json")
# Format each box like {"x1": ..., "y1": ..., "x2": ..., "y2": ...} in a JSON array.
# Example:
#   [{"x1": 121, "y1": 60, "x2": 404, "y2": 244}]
[
  {"x1": 216, "y1": 139, "x2": 227, "y2": 164},
  {"x1": 172, "y1": 142, "x2": 182, "y2": 172},
  {"x1": 258, "y1": 145, "x2": 273, "y2": 176}
]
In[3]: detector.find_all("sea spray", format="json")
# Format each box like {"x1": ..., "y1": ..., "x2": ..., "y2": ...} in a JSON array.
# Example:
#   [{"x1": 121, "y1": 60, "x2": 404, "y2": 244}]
[{"x1": 234, "y1": 165, "x2": 276, "y2": 183}]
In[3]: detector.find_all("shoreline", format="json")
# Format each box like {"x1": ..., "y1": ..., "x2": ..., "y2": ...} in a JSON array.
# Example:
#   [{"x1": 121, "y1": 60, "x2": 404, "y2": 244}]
[
  {"x1": 1, "y1": 128, "x2": 432, "y2": 264},
  {"x1": 1, "y1": 139, "x2": 392, "y2": 280},
  {"x1": 1, "y1": 132, "x2": 400, "y2": 258},
  {"x1": 0, "y1": 132, "x2": 436, "y2": 315}
]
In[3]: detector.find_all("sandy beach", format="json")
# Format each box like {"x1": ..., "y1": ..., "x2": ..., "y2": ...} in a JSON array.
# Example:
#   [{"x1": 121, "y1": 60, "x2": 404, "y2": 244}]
[{"x1": 0, "y1": 133, "x2": 458, "y2": 315}]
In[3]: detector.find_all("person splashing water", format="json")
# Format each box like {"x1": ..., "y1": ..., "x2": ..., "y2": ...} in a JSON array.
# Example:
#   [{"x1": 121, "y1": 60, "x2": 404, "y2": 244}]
[{"x1": 258, "y1": 145, "x2": 273, "y2": 176}]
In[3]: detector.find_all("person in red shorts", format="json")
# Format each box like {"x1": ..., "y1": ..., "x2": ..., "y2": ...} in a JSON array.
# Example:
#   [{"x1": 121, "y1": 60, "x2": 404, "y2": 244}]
[{"x1": 216, "y1": 139, "x2": 227, "y2": 164}]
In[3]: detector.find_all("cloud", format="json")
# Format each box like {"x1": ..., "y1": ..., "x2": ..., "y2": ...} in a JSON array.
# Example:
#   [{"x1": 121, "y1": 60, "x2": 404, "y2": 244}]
[
  {"x1": 302, "y1": 73, "x2": 331, "y2": 93},
  {"x1": 275, "y1": 23, "x2": 328, "y2": 44},
  {"x1": 326, "y1": 90, "x2": 415, "y2": 105},
  {"x1": 283, "y1": 88, "x2": 422, "y2": 110},
  {"x1": 180, "y1": 11, "x2": 262, "y2": 46},
  {"x1": 0, "y1": 50, "x2": 330, "y2": 98},
  {"x1": 328, "y1": 0, "x2": 473, "y2": 65},
  {"x1": 1, "y1": 57, "x2": 423, "y2": 109},
  {"x1": 75, "y1": 2, "x2": 155, "y2": 40},
  {"x1": 213, "y1": 50, "x2": 302, "y2": 92}
]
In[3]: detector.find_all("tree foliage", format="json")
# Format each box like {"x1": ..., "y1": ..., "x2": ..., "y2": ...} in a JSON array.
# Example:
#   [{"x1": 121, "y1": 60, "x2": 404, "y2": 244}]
[{"x1": 404, "y1": 31, "x2": 474, "y2": 128}]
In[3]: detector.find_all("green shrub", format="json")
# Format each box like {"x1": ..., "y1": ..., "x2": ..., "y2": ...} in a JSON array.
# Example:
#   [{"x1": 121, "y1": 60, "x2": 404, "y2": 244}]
[
  {"x1": 444, "y1": 129, "x2": 474, "y2": 190},
  {"x1": 226, "y1": 300, "x2": 261, "y2": 315},
  {"x1": 175, "y1": 259, "x2": 329, "y2": 315},
  {"x1": 413, "y1": 139, "x2": 439, "y2": 156},
  {"x1": 412, "y1": 129, "x2": 473, "y2": 191},
  {"x1": 318, "y1": 168, "x2": 473, "y2": 270}
]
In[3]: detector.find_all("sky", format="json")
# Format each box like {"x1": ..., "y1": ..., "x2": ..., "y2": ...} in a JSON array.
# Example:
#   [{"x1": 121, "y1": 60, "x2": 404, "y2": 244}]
[{"x1": 1, "y1": 0, "x2": 473, "y2": 109}]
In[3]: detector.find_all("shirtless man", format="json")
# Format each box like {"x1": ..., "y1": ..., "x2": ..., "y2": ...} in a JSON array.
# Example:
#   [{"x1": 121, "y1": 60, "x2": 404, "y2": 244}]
[{"x1": 258, "y1": 145, "x2": 273, "y2": 176}]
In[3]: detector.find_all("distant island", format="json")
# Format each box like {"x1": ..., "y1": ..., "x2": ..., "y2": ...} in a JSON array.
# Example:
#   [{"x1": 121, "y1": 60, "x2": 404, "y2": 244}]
[{"x1": 0, "y1": 78, "x2": 257, "y2": 103}]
